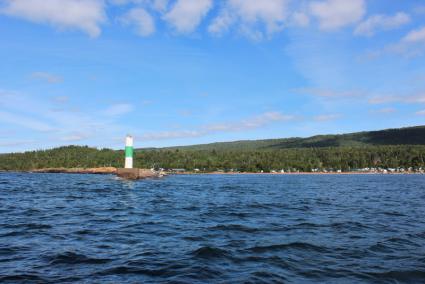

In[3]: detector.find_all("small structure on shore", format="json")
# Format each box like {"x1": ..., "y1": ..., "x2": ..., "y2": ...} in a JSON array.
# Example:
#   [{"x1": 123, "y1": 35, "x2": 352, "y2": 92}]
[
  {"x1": 117, "y1": 135, "x2": 164, "y2": 180},
  {"x1": 125, "y1": 135, "x2": 134, "y2": 169}
]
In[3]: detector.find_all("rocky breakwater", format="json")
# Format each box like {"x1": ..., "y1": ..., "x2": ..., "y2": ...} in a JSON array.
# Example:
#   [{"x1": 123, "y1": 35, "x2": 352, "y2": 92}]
[{"x1": 116, "y1": 168, "x2": 165, "y2": 180}]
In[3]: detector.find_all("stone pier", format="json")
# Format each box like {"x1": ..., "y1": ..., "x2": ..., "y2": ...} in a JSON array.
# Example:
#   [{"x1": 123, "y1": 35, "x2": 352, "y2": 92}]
[{"x1": 116, "y1": 168, "x2": 164, "y2": 180}]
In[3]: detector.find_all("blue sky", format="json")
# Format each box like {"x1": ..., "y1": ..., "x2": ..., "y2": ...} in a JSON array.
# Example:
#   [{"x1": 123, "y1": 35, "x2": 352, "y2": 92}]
[{"x1": 1, "y1": 0, "x2": 425, "y2": 152}]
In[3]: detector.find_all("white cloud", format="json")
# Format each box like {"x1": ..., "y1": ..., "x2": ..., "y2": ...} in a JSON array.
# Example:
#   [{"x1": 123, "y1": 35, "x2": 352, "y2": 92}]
[
  {"x1": 296, "y1": 88, "x2": 366, "y2": 99},
  {"x1": 102, "y1": 103, "x2": 134, "y2": 116},
  {"x1": 206, "y1": 111, "x2": 294, "y2": 132},
  {"x1": 402, "y1": 26, "x2": 425, "y2": 43},
  {"x1": 109, "y1": 0, "x2": 169, "y2": 12},
  {"x1": 208, "y1": 9, "x2": 234, "y2": 35},
  {"x1": 108, "y1": 0, "x2": 132, "y2": 5},
  {"x1": 60, "y1": 132, "x2": 90, "y2": 142},
  {"x1": 414, "y1": 5, "x2": 425, "y2": 15},
  {"x1": 371, "y1": 26, "x2": 425, "y2": 58},
  {"x1": 416, "y1": 109, "x2": 425, "y2": 116},
  {"x1": 355, "y1": 12, "x2": 410, "y2": 37},
  {"x1": 390, "y1": 26, "x2": 425, "y2": 57},
  {"x1": 52, "y1": 96, "x2": 70, "y2": 104},
  {"x1": 0, "y1": 139, "x2": 37, "y2": 148},
  {"x1": 120, "y1": 8, "x2": 155, "y2": 36},
  {"x1": 369, "y1": 93, "x2": 425, "y2": 104},
  {"x1": 0, "y1": 90, "x2": 132, "y2": 151},
  {"x1": 0, "y1": 111, "x2": 55, "y2": 132},
  {"x1": 291, "y1": 12, "x2": 310, "y2": 27},
  {"x1": 370, "y1": 107, "x2": 396, "y2": 114},
  {"x1": 208, "y1": 0, "x2": 289, "y2": 39},
  {"x1": 163, "y1": 0, "x2": 212, "y2": 33},
  {"x1": 31, "y1": 72, "x2": 63, "y2": 84},
  {"x1": 314, "y1": 114, "x2": 341, "y2": 122},
  {"x1": 1, "y1": 0, "x2": 106, "y2": 37},
  {"x1": 141, "y1": 130, "x2": 203, "y2": 140},
  {"x1": 152, "y1": 0, "x2": 169, "y2": 12},
  {"x1": 309, "y1": 0, "x2": 366, "y2": 31},
  {"x1": 140, "y1": 111, "x2": 295, "y2": 141}
]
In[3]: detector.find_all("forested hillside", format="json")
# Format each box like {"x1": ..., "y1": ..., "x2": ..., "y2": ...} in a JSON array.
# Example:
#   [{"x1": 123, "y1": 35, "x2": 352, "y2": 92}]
[
  {"x1": 1, "y1": 145, "x2": 425, "y2": 172},
  {"x1": 160, "y1": 126, "x2": 425, "y2": 151},
  {"x1": 1, "y1": 126, "x2": 425, "y2": 172}
]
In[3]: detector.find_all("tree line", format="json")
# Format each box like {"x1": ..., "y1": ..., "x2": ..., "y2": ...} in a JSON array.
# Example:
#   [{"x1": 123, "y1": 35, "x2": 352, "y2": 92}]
[{"x1": 1, "y1": 145, "x2": 425, "y2": 172}]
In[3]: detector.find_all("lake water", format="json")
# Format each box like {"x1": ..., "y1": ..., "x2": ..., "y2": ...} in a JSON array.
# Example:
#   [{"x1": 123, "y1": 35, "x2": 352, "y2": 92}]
[{"x1": 1, "y1": 173, "x2": 425, "y2": 283}]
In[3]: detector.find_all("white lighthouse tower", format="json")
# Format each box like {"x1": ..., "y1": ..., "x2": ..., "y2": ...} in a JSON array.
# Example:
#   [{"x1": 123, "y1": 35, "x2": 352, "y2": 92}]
[{"x1": 125, "y1": 135, "x2": 134, "y2": 169}]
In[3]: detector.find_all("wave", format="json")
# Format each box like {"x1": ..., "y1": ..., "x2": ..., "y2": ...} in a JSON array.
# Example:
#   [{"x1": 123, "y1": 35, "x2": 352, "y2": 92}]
[
  {"x1": 248, "y1": 242, "x2": 330, "y2": 253},
  {"x1": 97, "y1": 266, "x2": 170, "y2": 277},
  {"x1": 0, "y1": 246, "x2": 30, "y2": 256},
  {"x1": 3, "y1": 223, "x2": 52, "y2": 230},
  {"x1": 209, "y1": 224, "x2": 260, "y2": 233},
  {"x1": 368, "y1": 237, "x2": 420, "y2": 253},
  {"x1": 0, "y1": 274, "x2": 49, "y2": 283},
  {"x1": 191, "y1": 246, "x2": 232, "y2": 259},
  {"x1": 382, "y1": 211, "x2": 406, "y2": 217},
  {"x1": 367, "y1": 270, "x2": 425, "y2": 282},
  {"x1": 250, "y1": 271, "x2": 288, "y2": 282},
  {"x1": 74, "y1": 229, "x2": 97, "y2": 235},
  {"x1": 46, "y1": 251, "x2": 111, "y2": 265}
]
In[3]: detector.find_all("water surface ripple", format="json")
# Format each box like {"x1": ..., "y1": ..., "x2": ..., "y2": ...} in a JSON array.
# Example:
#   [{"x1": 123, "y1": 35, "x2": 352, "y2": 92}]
[{"x1": 1, "y1": 173, "x2": 425, "y2": 283}]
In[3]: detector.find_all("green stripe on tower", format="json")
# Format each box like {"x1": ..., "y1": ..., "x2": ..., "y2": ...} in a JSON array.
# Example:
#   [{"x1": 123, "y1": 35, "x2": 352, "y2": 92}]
[{"x1": 125, "y1": 146, "x2": 133, "y2": 158}]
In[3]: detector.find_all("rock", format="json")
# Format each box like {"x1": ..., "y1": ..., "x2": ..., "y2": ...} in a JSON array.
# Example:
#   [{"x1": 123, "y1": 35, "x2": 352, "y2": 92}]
[{"x1": 116, "y1": 168, "x2": 164, "y2": 180}]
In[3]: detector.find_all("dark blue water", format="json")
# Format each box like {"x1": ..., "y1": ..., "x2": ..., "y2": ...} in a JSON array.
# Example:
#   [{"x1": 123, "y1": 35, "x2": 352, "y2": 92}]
[{"x1": 1, "y1": 173, "x2": 425, "y2": 283}]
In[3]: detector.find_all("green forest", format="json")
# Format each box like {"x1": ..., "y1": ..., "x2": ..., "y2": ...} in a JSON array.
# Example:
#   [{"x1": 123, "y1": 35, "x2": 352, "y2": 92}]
[
  {"x1": 1, "y1": 126, "x2": 425, "y2": 172},
  {"x1": 1, "y1": 145, "x2": 425, "y2": 172}
]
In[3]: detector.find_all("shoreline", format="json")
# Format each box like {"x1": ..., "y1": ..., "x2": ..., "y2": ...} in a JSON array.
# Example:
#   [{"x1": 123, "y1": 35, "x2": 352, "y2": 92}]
[
  {"x1": 175, "y1": 171, "x2": 424, "y2": 175},
  {"x1": 1, "y1": 168, "x2": 423, "y2": 175},
  {"x1": 27, "y1": 167, "x2": 117, "y2": 175}
]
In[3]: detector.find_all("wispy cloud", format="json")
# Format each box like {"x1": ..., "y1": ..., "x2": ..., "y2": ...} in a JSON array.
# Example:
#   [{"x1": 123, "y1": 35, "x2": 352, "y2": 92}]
[
  {"x1": 51, "y1": 96, "x2": 69, "y2": 104},
  {"x1": 296, "y1": 88, "x2": 366, "y2": 99},
  {"x1": 0, "y1": 90, "x2": 130, "y2": 150},
  {"x1": 314, "y1": 114, "x2": 341, "y2": 122},
  {"x1": 354, "y1": 12, "x2": 410, "y2": 37},
  {"x1": 102, "y1": 103, "x2": 134, "y2": 117},
  {"x1": 208, "y1": 0, "x2": 290, "y2": 39},
  {"x1": 31, "y1": 72, "x2": 63, "y2": 84},
  {"x1": 370, "y1": 107, "x2": 397, "y2": 114},
  {"x1": 1, "y1": 0, "x2": 106, "y2": 37},
  {"x1": 403, "y1": 26, "x2": 425, "y2": 43},
  {"x1": 416, "y1": 109, "x2": 425, "y2": 116},
  {"x1": 369, "y1": 93, "x2": 425, "y2": 104},
  {"x1": 381, "y1": 26, "x2": 425, "y2": 58},
  {"x1": 59, "y1": 132, "x2": 90, "y2": 142},
  {"x1": 291, "y1": 12, "x2": 310, "y2": 28},
  {"x1": 109, "y1": 0, "x2": 169, "y2": 12},
  {"x1": 140, "y1": 111, "x2": 295, "y2": 141},
  {"x1": 0, "y1": 139, "x2": 37, "y2": 148},
  {"x1": 0, "y1": 111, "x2": 55, "y2": 132}
]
